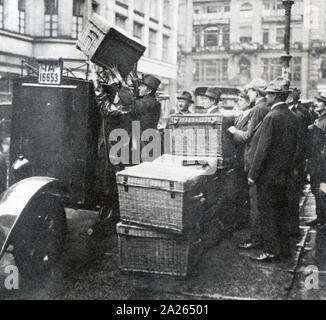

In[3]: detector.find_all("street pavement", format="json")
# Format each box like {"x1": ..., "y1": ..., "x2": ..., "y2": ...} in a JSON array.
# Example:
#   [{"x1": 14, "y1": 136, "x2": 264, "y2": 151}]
[{"x1": 0, "y1": 185, "x2": 324, "y2": 300}]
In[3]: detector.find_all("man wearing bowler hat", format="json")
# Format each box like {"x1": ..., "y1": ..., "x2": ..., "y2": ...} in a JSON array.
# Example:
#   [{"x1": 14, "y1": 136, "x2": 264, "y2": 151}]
[
  {"x1": 176, "y1": 91, "x2": 193, "y2": 114},
  {"x1": 202, "y1": 87, "x2": 222, "y2": 114},
  {"x1": 248, "y1": 77, "x2": 298, "y2": 262},
  {"x1": 306, "y1": 93, "x2": 326, "y2": 227}
]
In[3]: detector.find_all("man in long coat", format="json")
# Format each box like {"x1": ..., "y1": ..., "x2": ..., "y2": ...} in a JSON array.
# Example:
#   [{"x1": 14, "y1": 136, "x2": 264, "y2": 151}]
[
  {"x1": 228, "y1": 78, "x2": 269, "y2": 249},
  {"x1": 248, "y1": 77, "x2": 298, "y2": 262},
  {"x1": 287, "y1": 88, "x2": 309, "y2": 236},
  {"x1": 306, "y1": 93, "x2": 326, "y2": 226}
]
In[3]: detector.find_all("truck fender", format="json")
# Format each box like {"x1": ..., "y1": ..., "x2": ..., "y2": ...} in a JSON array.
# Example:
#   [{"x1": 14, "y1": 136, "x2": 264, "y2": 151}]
[{"x1": 0, "y1": 177, "x2": 63, "y2": 259}]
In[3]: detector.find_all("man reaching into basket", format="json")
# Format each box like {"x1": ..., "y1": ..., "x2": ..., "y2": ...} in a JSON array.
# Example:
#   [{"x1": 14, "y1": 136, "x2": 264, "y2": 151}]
[{"x1": 90, "y1": 62, "x2": 162, "y2": 227}]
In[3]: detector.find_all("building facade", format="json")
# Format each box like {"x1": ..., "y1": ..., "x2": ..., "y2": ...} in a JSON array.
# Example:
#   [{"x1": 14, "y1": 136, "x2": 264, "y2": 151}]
[
  {"x1": 0, "y1": 0, "x2": 179, "y2": 104},
  {"x1": 178, "y1": 0, "x2": 326, "y2": 99}
]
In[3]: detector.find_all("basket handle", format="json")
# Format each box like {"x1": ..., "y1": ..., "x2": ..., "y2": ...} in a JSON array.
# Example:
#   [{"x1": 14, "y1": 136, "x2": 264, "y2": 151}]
[{"x1": 182, "y1": 159, "x2": 209, "y2": 168}]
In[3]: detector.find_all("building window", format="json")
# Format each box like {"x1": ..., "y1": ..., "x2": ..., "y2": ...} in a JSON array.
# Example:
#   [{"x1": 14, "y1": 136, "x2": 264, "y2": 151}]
[
  {"x1": 44, "y1": 0, "x2": 58, "y2": 37},
  {"x1": 18, "y1": 0, "x2": 26, "y2": 34},
  {"x1": 263, "y1": 29, "x2": 269, "y2": 44},
  {"x1": 276, "y1": 27, "x2": 284, "y2": 44},
  {"x1": 72, "y1": 0, "x2": 84, "y2": 39},
  {"x1": 224, "y1": 2, "x2": 231, "y2": 12},
  {"x1": 92, "y1": 0, "x2": 99, "y2": 13},
  {"x1": 133, "y1": 22, "x2": 143, "y2": 40},
  {"x1": 115, "y1": 14, "x2": 127, "y2": 30},
  {"x1": 207, "y1": 4, "x2": 217, "y2": 13},
  {"x1": 193, "y1": 28, "x2": 201, "y2": 47},
  {"x1": 194, "y1": 59, "x2": 229, "y2": 82},
  {"x1": 150, "y1": 0, "x2": 158, "y2": 18},
  {"x1": 149, "y1": 29, "x2": 157, "y2": 59},
  {"x1": 239, "y1": 57, "x2": 251, "y2": 78},
  {"x1": 134, "y1": 0, "x2": 144, "y2": 12},
  {"x1": 240, "y1": 2, "x2": 253, "y2": 18},
  {"x1": 0, "y1": 0, "x2": 4, "y2": 29},
  {"x1": 321, "y1": 59, "x2": 326, "y2": 79},
  {"x1": 262, "y1": 58, "x2": 283, "y2": 81},
  {"x1": 162, "y1": 35, "x2": 169, "y2": 62},
  {"x1": 262, "y1": 57, "x2": 301, "y2": 81},
  {"x1": 222, "y1": 27, "x2": 230, "y2": 46},
  {"x1": 292, "y1": 57, "x2": 301, "y2": 81},
  {"x1": 204, "y1": 27, "x2": 219, "y2": 47},
  {"x1": 163, "y1": 0, "x2": 171, "y2": 26},
  {"x1": 239, "y1": 26, "x2": 252, "y2": 43},
  {"x1": 263, "y1": 0, "x2": 284, "y2": 16},
  {"x1": 116, "y1": 0, "x2": 128, "y2": 8}
]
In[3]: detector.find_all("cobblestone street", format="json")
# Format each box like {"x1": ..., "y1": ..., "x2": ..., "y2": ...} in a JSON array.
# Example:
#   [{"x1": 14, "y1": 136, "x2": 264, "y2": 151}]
[{"x1": 0, "y1": 184, "x2": 323, "y2": 300}]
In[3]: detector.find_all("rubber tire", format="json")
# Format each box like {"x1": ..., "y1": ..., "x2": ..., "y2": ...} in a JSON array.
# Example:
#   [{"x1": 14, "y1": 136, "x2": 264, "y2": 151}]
[{"x1": 12, "y1": 194, "x2": 67, "y2": 279}]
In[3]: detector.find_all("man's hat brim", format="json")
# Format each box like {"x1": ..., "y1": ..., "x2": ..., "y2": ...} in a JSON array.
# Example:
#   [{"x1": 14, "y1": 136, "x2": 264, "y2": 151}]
[
  {"x1": 204, "y1": 93, "x2": 220, "y2": 100},
  {"x1": 315, "y1": 95, "x2": 326, "y2": 104},
  {"x1": 177, "y1": 96, "x2": 194, "y2": 103},
  {"x1": 264, "y1": 89, "x2": 290, "y2": 94}
]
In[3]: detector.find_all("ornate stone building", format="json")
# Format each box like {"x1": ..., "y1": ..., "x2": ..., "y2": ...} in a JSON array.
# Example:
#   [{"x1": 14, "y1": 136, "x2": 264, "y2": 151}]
[
  {"x1": 0, "y1": 0, "x2": 179, "y2": 104},
  {"x1": 178, "y1": 0, "x2": 326, "y2": 99}
]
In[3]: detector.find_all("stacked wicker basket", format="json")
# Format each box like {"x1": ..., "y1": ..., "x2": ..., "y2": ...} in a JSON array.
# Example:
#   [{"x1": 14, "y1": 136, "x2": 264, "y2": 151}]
[{"x1": 116, "y1": 113, "x2": 237, "y2": 277}]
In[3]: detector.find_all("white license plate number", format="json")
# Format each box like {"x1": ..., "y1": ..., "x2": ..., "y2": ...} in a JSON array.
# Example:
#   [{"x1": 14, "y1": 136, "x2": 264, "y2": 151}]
[{"x1": 38, "y1": 62, "x2": 62, "y2": 85}]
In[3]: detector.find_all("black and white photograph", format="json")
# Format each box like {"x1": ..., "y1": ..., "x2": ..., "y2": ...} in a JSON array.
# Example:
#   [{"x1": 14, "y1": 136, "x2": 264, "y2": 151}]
[{"x1": 0, "y1": 0, "x2": 325, "y2": 303}]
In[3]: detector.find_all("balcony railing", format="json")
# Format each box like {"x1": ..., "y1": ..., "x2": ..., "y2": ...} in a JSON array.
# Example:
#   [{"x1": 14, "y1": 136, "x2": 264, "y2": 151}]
[
  {"x1": 262, "y1": 14, "x2": 303, "y2": 23},
  {"x1": 190, "y1": 42, "x2": 303, "y2": 53},
  {"x1": 229, "y1": 42, "x2": 260, "y2": 52},
  {"x1": 192, "y1": 45, "x2": 228, "y2": 53},
  {"x1": 261, "y1": 42, "x2": 303, "y2": 50}
]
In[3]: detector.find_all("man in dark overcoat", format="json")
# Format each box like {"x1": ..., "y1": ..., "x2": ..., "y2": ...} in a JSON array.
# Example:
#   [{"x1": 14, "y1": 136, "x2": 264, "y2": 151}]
[
  {"x1": 228, "y1": 78, "x2": 269, "y2": 249},
  {"x1": 286, "y1": 88, "x2": 308, "y2": 236},
  {"x1": 306, "y1": 93, "x2": 326, "y2": 226},
  {"x1": 248, "y1": 77, "x2": 298, "y2": 262}
]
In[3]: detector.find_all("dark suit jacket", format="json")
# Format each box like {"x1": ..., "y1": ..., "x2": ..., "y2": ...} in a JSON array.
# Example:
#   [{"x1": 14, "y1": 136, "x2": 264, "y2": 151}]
[
  {"x1": 233, "y1": 97, "x2": 270, "y2": 171},
  {"x1": 290, "y1": 106, "x2": 307, "y2": 167},
  {"x1": 307, "y1": 113, "x2": 326, "y2": 177},
  {"x1": 234, "y1": 110, "x2": 251, "y2": 169},
  {"x1": 249, "y1": 103, "x2": 298, "y2": 186}
]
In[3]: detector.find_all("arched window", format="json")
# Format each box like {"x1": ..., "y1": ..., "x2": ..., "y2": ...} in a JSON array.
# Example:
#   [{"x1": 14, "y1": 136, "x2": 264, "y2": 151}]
[{"x1": 240, "y1": 2, "x2": 253, "y2": 18}]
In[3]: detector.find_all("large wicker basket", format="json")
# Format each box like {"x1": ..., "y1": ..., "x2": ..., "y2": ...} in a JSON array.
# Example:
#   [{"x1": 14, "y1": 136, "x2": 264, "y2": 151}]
[
  {"x1": 117, "y1": 222, "x2": 203, "y2": 277},
  {"x1": 116, "y1": 162, "x2": 208, "y2": 234},
  {"x1": 76, "y1": 13, "x2": 146, "y2": 77},
  {"x1": 167, "y1": 112, "x2": 236, "y2": 164}
]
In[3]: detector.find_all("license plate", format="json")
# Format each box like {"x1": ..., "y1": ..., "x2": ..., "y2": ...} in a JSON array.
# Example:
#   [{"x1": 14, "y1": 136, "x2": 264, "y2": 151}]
[{"x1": 38, "y1": 60, "x2": 62, "y2": 85}]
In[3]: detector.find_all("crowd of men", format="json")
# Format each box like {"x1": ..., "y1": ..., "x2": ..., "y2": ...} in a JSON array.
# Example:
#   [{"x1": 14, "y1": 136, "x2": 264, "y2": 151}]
[
  {"x1": 176, "y1": 77, "x2": 326, "y2": 263},
  {"x1": 90, "y1": 64, "x2": 326, "y2": 263}
]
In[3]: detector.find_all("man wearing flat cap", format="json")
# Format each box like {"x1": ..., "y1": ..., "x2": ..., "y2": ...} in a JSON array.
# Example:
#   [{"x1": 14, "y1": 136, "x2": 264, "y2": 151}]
[
  {"x1": 248, "y1": 77, "x2": 298, "y2": 263},
  {"x1": 176, "y1": 91, "x2": 193, "y2": 115},
  {"x1": 306, "y1": 93, "x2": 326, "y2": 227},
  {"x1": 202, "y1": 87, "x2": 222, "y2": 114},
  {"x1": 228, "y1": 78, "x2": 269, "y2": 250}
]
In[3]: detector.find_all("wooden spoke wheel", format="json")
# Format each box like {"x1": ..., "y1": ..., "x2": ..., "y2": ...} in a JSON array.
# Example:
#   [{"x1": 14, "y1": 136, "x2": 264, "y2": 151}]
[{"x1": 12, "y1": 194, "x2": 67, "y2": 278}]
